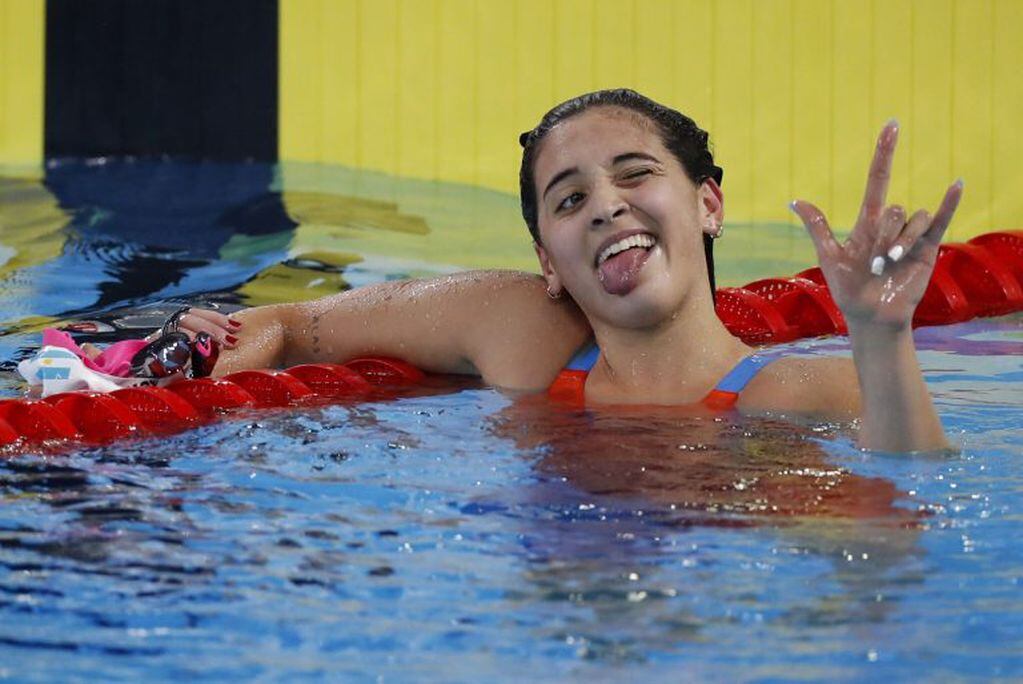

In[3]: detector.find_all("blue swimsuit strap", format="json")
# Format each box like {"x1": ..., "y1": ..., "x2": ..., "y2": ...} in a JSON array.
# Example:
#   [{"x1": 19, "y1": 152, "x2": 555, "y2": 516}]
[
  {"x1": 712, "y1": 354, "x2": 775, "y2": 394},
  {"x1": 565, "y1": 340, "x2": 601, "y2": 371},
  {"x1": 563, "y1": 340, "x2": 778, "y2": 393}
]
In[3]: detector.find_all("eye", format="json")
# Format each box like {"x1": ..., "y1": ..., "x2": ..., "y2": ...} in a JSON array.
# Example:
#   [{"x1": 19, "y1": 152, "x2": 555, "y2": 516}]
[
  {"x1": 621, "y1": 167, "x2": 653, "y2": 182},
  {"x1": 556, "y1": 191, "x2": 585, "y2": 213}
]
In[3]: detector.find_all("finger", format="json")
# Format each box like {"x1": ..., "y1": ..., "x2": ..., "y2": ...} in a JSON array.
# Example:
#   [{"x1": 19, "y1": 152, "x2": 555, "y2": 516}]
[
  {"x1": 183, "y1": 307, "x2": 241, "y2": 331},
  {"x1": 888, "y1": 209, "x2": 931, "y2": 264},
  {"x1": 177, "y1": 313, "x2": 238, "y2": 349},
  {"x1": 863, "y1": 205, "x2": 907, "y2": 275},
  {"x1": 790, "y1": 200, "x2": 841, "y2": 262},
  {"x1": 178, "y1": 311, "x2": 232, "y2": 336},
  {"x1": 875, "y1": 204, "x2": 907, "y2": 253},
  {"x1": 887, "y1": 179, "x2": 963, "y2": 262},
  {"x1": 920, "y1": 179, "x2": 964, "y2": 248},
  {"x1": 859, "y1": 120, "x2": 900, "y2": 221}
]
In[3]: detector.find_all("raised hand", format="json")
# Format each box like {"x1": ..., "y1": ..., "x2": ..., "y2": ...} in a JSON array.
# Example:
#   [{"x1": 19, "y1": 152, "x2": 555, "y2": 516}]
[{"x1": 790, "y1": 121, "x2": 963, "y2": 331}]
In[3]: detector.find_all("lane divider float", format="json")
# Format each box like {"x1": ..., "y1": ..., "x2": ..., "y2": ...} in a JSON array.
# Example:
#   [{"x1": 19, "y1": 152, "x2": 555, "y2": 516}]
[
  {"x1": 0, "y1": 357, "x2": 423, "y2": 452},
  {"x1": 715, "y1": 230, "x2": 1023, "y2": 344}
]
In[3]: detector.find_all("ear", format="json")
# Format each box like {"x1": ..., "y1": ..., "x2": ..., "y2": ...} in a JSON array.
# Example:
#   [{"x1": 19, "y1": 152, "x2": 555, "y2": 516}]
[
  {"x1": 697, "y1": 178, "x2": 724, "y2": 236},
  {"x1": 533, "y1": 242, "x2": 563, "y2": 297}
]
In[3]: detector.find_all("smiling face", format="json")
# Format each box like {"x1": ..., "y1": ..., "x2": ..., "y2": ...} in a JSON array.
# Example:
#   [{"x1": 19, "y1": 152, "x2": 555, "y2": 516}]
[{"x1": 532, "y1": 107, "x2": 722, "y2": 330}]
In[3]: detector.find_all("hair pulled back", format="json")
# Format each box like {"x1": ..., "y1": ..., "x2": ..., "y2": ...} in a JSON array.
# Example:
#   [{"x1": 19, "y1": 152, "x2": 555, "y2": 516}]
[{"x1": 518, "y1": 88, "x2": 723, "y2": 296}]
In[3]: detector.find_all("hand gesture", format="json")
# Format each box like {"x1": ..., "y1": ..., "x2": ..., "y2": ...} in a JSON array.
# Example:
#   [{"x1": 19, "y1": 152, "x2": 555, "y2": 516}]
[{"x1": 790, "y1": 121, "x2": 963, "y2": 331}]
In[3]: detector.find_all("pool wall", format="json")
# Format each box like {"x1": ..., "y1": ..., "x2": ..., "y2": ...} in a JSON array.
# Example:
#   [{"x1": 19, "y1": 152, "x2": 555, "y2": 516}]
[
  {"x1": 1, "y1": 0, "x2": 1022, "y2": 238},
  {"x1": 0, "y1": 0, "x2": 43, "y2": 168}
]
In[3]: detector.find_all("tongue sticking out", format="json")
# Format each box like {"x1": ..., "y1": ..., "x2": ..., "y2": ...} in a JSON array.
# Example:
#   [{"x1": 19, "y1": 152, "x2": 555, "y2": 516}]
[{"x1": 597, "y1": 247, "x2": 651, "y2": 296}]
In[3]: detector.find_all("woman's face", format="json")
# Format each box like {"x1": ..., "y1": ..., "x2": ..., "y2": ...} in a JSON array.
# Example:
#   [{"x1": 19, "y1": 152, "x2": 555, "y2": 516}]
[{"x1": 533, "y1": 107, "x2": 722, "y2": 329}]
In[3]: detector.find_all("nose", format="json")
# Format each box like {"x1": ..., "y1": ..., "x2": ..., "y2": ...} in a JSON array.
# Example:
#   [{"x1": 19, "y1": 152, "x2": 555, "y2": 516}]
[{"x1": 589, "y1": 182, "x2": 629, "y2": 228}]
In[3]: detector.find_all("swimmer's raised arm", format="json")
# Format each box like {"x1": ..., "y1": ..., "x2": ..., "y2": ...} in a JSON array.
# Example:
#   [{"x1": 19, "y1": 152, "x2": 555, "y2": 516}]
[
  {"x1": 214, "y1": 270, "x2": 591, "y2": 391},
  {"x1": 791, "y1": 121, "x2": 961, "y2": 452}
]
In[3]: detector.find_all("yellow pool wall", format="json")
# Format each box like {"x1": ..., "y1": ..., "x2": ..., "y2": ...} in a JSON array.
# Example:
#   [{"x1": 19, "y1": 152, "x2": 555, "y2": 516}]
[
  {"x1": 279, "y1": 0, "x2": 1023, "y2": 239},
  {"x1": 0, "y1": 0, "x2": 44, "y2": 171}
]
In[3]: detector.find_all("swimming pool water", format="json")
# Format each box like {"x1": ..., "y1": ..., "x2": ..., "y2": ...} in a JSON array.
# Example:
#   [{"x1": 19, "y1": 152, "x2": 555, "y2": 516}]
[{"x1": 1, "y1": 160, "x2": 1022, "y2": 682}]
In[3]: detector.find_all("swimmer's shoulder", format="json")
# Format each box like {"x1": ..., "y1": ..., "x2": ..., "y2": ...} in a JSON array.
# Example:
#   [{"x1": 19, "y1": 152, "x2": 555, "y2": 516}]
[
  {"x1": 452, "y1": 270, "x2": 591, "y2": 391},
  {"x1": 736, "y1": 355, "x2": 861, "y2": 418}
]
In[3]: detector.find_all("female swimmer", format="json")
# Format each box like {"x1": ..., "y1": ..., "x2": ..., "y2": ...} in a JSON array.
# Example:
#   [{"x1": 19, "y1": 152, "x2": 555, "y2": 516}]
[{"x1": 173, "y1": 89, "x2": 962, "y2": 453}]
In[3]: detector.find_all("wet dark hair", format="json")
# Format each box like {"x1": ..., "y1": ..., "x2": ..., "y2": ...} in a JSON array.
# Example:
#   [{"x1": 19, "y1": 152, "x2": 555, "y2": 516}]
[{"x1": 518, "y1": 88, "x2": 723, "y2": 296}]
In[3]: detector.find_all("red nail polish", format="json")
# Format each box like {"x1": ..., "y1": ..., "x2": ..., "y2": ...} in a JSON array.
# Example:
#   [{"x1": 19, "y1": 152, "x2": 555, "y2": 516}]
[
  {"x1": 226, "y1": 334, "x2": 238, "y2": 344},
  {"x1": 229, "y1": 318, "x2": 242, "y2": 328}
]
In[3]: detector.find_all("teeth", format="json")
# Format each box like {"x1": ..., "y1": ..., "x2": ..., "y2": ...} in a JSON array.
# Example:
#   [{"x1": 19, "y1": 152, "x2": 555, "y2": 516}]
[{"x1": 597, "y1": 234, "x2": 656, "y2": 266}]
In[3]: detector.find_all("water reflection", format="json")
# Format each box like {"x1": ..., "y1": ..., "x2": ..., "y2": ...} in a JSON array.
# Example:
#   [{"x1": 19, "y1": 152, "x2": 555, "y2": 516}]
[
  {"x1": 42, "y1": 159, "x2": 297, "y2": 316},
  {"x1": 498, "y1": 399, "x2": 920, "y2": 520},
  {"x1": 490, "y1": 398, "x2": 925, "y2": 652},
  {"x1": 0, "y1": 162, "x2": 448, "y2": 389}
]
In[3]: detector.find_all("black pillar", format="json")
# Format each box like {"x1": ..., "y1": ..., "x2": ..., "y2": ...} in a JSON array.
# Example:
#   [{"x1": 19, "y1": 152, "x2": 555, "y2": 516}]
[{"x1": 45, "y1": 0, "x2": 278, "y2": 161}]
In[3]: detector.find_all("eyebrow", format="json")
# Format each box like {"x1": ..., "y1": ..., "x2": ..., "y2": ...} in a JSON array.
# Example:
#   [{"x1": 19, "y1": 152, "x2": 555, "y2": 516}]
[
  {"x1": 541, "y1": 152, "x2": 662, "y2": 201},
  {"x1": 612, "y1": 151, "x2": 661, "y2": 166},
  {"x1": 542, "y1": 167, "x2": 578, "y2": 201}
]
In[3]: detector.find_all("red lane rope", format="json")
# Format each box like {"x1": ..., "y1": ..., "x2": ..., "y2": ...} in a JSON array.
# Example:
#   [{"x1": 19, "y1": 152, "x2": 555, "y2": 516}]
[
  {"x1": 2, "y1": 230, "x2": 1021, "y2": 454},
  {"x1": 0, "y1": 357, "x2": 424, "y2": 452},
  {"x1": 715, "y1": 230, "x2": 1023, "y2": 345}
]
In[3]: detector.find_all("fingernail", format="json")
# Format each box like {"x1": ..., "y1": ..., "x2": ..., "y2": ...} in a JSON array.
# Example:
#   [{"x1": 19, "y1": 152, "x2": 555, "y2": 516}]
[
  {"x1": 870, "y1": 256, "x2": 886, "y2": 276},
  {"x1": 788, "y1": 200, "x2": 798, "y2": 213},
  {"x1": 955, "y1": 177, "x2": 965, "y2": 188},
  {"x1": 225, "y1": 334, "x2": 238, "y2": 344},
  {"x1": 886, "y1": 117, "x2": 899, "y2": 129},
  {"x1": 888, "y1": 245, "x2": 904, "y2": 262},
  {"x1": 228, "y1": 318, "x2": 242, "y2": 328}
]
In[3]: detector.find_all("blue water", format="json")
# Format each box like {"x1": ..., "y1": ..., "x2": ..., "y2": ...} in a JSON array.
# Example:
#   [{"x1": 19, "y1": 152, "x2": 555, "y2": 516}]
[{"x1": 1, "y1": 161, "x2": 1022, "y2": 682}]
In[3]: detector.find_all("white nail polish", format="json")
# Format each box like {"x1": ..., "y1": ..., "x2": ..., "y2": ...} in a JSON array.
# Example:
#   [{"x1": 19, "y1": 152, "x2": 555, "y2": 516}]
[
  {"x1": 888, "y1": 245, "x2": 904, "y2": 262},
  {"x1": 870, "y1": 256, "x2": 885, "y2": 276}
]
